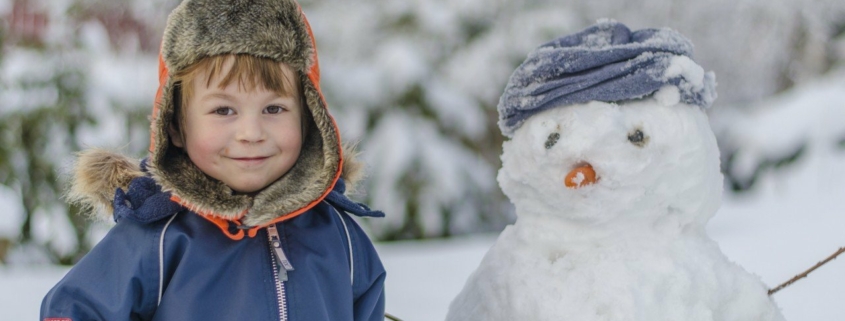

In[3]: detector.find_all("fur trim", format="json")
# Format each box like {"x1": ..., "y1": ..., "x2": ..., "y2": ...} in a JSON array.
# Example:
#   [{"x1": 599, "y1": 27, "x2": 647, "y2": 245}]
[
  {"x1": 66, "y1": 149, "x2": 143, "y2": 219},
  {"x1": 162, "y1": 0, "x2": 313, "y2": 74},
  {"x1": 148, "y1": 0, "x2": 343, "y2": 227},
  {"x1": 340, "y1": 142, "x2": 365, "y2": 192}
]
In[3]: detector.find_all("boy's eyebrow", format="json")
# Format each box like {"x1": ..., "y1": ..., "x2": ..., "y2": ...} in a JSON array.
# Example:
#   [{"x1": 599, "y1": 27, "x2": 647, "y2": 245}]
[
  {"x1": 199, "y1": 92, "x2": 236, "y2": 102},
  {"x1": 198, "y1": 91, "x2": 295, "y2": 104}
]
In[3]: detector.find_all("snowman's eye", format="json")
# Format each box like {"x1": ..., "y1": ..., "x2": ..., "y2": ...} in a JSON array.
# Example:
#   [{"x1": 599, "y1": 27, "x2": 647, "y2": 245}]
[
  {"x1": 627, "y1": 129, "x2": 648, "y2": 147},
  {"x1": 545, "y1": 132, "x2": 560, "y2": 149}
]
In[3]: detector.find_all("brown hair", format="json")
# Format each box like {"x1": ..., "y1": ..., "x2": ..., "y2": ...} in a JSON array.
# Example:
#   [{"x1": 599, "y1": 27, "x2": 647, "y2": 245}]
[{"x1": 169, "y1": 54, "x2": 309, "y2": 143}]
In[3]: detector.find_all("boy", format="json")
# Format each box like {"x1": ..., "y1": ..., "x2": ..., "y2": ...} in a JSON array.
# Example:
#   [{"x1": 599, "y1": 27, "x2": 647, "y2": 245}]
[{"x1": 40, "y1": 0, "x2": 386, "y2": 320}]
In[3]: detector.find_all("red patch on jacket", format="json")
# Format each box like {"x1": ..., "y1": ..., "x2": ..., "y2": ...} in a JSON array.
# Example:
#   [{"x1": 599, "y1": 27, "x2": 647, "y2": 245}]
[{"x1": 44, "y1": 318, "x2": 72, "y2": 321}]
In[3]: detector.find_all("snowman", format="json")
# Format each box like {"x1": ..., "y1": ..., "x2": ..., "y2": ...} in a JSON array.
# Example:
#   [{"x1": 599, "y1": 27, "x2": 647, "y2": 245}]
[{"x1": 446, "y1": 20, "x2": 785, "y2": 321}]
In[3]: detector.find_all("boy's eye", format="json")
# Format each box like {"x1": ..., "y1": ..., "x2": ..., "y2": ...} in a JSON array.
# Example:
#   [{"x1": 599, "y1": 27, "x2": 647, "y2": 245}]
[
  {"x1": 265, "y1": 105, "x2": 285, "y2": 114},
  {"x1": 214, "y1": 107, "x2": 234, "y2": 116}
]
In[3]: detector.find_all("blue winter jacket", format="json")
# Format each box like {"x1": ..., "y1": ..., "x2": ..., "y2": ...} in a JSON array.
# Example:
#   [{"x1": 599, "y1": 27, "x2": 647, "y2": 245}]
[{"x1": 41, "y1": 177, "x2": 386, "y2": 321}]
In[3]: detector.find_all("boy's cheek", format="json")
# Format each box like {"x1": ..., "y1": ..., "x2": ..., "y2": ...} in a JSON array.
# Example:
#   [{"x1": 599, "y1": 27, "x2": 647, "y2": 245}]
[
  {"x1": 184, "y1": 127, "x2": 227, "y2": 159},
  {"x1": 188, "y1": 139, "x2": 224, "y2": 160}
]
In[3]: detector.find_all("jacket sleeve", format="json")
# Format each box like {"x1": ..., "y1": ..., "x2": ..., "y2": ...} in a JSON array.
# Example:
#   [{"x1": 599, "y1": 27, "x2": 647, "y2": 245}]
[
  {"x1": 344, "y1": 214, "x2": 387, "y2": 321},
  {"x1": 40, "y1": 218, "x2": 162, "y2": 321}
]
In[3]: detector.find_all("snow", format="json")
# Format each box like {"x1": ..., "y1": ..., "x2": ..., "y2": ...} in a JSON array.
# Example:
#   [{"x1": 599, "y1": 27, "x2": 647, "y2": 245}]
[
  {"x1": 663, "y1": 56, "x2": 703, "y2": 88},
  {"x1": 0, "y1": 49, "x2": 62, "y2": 115},
  {"x1": 658, "y1": 54, "x2": 717, "y2": 109},
  {"x1": 32, "y1": 206, "x2": 77, "y2": 259},
  {"x1": 716, "y1": 66, "x2": 845, "y2": 184},
  {"x1": 306, "y1": 1, "x2": 513, "y2": 236},
  {"x1": 362, "y1": 112, "x2": 497, "y2": 237},
  {"x1": 425, "y1": 79, "x2": 487, "y2": 139},
  {"x1": 709, "y1": 150, "x2": 845, "y2": 320},
  {"x1": 654, "y1": 85, "x2": 681, "y2": 107},
  {"x1": 0, "y1": 185, "x2": 24, "y2": 239}
]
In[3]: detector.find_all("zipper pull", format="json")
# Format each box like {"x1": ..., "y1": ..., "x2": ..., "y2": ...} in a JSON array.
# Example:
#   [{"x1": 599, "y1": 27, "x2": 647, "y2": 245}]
[{"x1": 267, "y1": 224, "x2": 295, "y2": 281}]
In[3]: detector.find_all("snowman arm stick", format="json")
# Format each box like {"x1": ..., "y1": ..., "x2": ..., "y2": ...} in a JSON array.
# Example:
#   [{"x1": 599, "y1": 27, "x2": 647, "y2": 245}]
[
  {"x1": 768, "y1": 246, "x2": 845, "y2": 295},
  {"x1": 385, "y1": 313, "x2": 403, "y2": 321}
]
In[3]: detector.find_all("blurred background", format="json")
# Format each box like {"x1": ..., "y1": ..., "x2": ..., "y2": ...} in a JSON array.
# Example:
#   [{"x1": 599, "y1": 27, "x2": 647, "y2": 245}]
[
  {"x1": 1, "y1": 0, "x2": 844, "y2": 318},
  {"x1": 2, "y1": 0, "x2": 843, "y2": 264}
]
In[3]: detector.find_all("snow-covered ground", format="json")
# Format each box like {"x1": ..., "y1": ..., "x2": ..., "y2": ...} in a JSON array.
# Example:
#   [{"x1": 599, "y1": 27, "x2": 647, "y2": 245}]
[{"x1": 3, "y1": 148, "x2": 844, "y2": 320}]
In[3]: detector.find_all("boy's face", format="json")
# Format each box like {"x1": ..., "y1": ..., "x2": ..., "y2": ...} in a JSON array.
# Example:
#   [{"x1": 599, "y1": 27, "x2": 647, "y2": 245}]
[{"x1": 171, "y1": 60, "x2": 303, "y2": 194}]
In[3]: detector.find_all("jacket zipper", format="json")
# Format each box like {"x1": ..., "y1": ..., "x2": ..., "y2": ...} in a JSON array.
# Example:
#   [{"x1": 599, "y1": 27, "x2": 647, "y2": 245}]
[{"x1": 268, "y1": 224, "x2": 294, "y2": 321}]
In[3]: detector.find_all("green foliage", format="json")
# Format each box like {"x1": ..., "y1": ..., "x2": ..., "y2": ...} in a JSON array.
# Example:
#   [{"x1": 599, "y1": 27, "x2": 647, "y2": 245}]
[
  {"x1": 0, "y1": 0, "x2": 162, "y2": 265},
  {"x1": 0, "y1": 46, "x2": 93, "y2": 263}
]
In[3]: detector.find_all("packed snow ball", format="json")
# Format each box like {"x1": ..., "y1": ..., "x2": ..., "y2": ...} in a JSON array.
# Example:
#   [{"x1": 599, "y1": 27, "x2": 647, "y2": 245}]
[{"x1": 446, "y1": 98, "x2": 785, "y2": 321}]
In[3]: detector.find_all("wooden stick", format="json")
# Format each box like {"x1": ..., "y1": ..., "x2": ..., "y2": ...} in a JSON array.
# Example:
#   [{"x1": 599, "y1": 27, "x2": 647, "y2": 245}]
[
  {"x1": 769, "y1": 247, "x2": 845, "y2": 295},
  {"x1": 385, "y1": 312, "x2": 403, "y2": 321}
]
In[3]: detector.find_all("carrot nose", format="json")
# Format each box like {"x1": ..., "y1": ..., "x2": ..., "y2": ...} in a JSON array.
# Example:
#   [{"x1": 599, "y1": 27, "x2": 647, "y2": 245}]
[{"x1": 565, "y1": 163, "x2": 598, "y2": 188}]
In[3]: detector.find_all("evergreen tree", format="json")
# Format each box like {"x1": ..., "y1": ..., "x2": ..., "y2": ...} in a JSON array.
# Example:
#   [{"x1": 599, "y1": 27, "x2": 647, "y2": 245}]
[
  {"x1": 302, "y1": 0, "x2": 584, "y2": 239},
  {"x1": 0, "y1": 0, "x2": 165, "y2": 264},
  {"x1": 302, "y1": 0, "x2": 845, "y2": 239}
]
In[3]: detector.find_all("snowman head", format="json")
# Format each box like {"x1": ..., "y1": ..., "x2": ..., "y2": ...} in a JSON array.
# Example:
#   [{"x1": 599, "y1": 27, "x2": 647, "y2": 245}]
[
  {"x1": 497, "y1": 20, "x2": 721, "y2": 228},
  {"x1": 498, "y1": 93, "x2": 723, "y2": 227}
]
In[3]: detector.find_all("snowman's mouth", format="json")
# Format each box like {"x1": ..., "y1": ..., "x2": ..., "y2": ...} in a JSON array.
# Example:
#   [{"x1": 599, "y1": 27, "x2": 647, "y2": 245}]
[{"x1": 565, "y1": 161, "x2": 599, "y2": 188}]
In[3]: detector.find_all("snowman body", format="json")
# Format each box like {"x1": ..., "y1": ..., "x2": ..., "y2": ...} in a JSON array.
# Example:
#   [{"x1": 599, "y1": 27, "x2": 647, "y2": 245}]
[{"x1": 446, "y1": 96, "x2": 785, "y2": 321}]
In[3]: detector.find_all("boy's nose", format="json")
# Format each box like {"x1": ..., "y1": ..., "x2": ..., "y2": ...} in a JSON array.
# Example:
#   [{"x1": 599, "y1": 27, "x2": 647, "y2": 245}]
[{"x1": 236, "y1": 116, "x2": 265, "y2": 143}]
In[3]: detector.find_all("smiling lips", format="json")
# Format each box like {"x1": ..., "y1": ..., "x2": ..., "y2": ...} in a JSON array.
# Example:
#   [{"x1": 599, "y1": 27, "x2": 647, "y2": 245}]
[
  {"x1": 565, "y1": 163, "x2": 598, "y2": 188},
  {"x1": 231, "y1": 156, "x2": 270, "y2": 166}
]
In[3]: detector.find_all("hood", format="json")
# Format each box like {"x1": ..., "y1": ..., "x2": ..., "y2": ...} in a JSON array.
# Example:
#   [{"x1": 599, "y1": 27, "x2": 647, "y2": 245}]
[
  {"x1": 146, "y1": 0, "x2": 343, "y2": 228},
  {"x1": 68, "y1": 0, "x2": 361, "y2": 237}
]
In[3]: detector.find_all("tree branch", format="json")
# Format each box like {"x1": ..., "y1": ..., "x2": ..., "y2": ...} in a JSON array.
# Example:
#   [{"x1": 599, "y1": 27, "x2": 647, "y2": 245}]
[{"x1": 769, "y1": 247, "x2": 845, "y2": 295}]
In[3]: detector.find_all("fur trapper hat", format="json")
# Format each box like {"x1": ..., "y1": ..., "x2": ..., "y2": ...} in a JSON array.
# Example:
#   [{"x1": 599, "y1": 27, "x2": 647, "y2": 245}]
[
  {"x1": 71, "y1": 0, "x2": 355, "y2": 233},
  {"x1": 148, "y1": 0, "x2": 343, "y2": 228}
]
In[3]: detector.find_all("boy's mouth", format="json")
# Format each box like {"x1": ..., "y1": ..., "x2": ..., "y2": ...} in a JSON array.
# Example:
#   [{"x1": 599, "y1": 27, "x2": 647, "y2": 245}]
[{"x1": 230, "y1": 156, "x2": 270, "y2": 166}]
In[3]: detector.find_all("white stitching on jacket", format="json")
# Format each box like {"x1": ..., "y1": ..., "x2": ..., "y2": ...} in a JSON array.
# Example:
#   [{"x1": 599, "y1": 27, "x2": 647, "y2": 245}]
[
  {"x1": 158, "y1": 213, "x2": 179, "y2": 306},
  {"x1": 333, "y1": 208, "x2": 354, "y2": 285}
]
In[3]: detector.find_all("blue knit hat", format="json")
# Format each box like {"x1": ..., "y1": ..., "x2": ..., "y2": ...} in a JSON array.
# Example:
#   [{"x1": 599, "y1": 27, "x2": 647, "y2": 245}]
[{"x1": 497, "y1": 20, "x2": 716, "y2": 137}]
